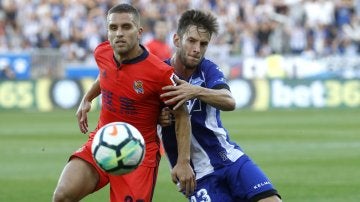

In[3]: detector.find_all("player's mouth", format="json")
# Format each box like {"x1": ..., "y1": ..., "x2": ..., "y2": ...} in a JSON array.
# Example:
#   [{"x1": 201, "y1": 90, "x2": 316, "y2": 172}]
[
  {"x1": 188, "y1": 55, "x2": 200, "y2": 63},
  {"x1": 115, "y1": 40, "x2": 127, "y2": 46}
]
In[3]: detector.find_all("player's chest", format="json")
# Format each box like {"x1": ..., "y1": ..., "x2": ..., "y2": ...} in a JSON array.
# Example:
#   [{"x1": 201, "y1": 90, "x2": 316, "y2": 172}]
[
  {"x1": 188, "y1": 74, "x2": 205, "y2": 87},
  {"x1": 100, "y1": 67, "x2": 157, "y2": 98}
]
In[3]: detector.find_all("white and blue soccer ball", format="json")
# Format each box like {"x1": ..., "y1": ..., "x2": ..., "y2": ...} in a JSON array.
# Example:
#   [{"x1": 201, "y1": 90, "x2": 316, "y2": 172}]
[{"x1": 91, "y1": 122, "x2": 145, "y2": 175}]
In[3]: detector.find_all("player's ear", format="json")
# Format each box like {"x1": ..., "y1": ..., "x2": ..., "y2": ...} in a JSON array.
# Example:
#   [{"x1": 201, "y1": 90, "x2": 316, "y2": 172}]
[
  {"x1": 173, "y1": 33, "x2": 180, "y2": 48},
  {"x1": 137, "y1": 27, "x2": 143, "y2": 40}
]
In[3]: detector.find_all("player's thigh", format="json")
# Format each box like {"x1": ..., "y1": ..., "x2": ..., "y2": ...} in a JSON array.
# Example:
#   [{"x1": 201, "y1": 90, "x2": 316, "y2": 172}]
[
  {"x1": 109, "y1": 165, "x2": 158, "y2": 202},
  {"x1": 188, "y1": 175, "x2": 232, "y2": 202},
  {"x1": 54, "y1": 158, "x2": 100, "y2": 199},
  {"x1": 229, "y1": 155, "x2": 278, "y2": 201}
]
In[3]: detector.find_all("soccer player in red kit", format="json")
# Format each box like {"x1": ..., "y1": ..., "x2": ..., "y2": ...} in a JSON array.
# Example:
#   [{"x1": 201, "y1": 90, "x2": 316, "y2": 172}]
[
  {"x1": 52, "y1": 4, "x2": 195, "y2": 202},
  {"x1": 145, "y1": 18, "x2": 172, "y2": 61}
]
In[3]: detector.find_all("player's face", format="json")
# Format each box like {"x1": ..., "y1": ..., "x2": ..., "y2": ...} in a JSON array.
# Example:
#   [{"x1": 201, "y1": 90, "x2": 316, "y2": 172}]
[
  {"x1": 107, "y1": 13, "x2": 142, "y2": 56},
  {"x1": 154, "y1": 21, "x2": 168, "y2": 41},
  {"x1": 177, "y1": 25, "x2": 211, "y2": 69}
]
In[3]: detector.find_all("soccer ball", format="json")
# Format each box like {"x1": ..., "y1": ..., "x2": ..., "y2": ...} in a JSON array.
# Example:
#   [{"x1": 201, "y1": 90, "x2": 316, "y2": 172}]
[{"x1": 91, "y1": 122, "x2": 145, "y2": 175}]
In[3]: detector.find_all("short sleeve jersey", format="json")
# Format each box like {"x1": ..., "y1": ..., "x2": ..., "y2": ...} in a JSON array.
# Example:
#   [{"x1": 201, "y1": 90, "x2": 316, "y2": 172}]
[
  {"x1": 93, "y1": 41, "x2": 176, "y2": 144},
  {"x1": 162, "y1": 58, "x2": 244, "y2": 180}
]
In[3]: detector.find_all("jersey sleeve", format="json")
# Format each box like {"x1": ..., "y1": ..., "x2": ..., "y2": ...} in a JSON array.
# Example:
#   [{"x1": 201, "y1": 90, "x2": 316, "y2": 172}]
[{"x1": 204, "y1": 61, "x2": 228, "y2": 89}]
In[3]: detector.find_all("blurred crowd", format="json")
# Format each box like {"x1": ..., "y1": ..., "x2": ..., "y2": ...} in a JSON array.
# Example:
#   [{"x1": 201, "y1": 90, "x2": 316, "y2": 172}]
[{"x1": 1, "y1": 0, "x2": 360, "y2": 63}]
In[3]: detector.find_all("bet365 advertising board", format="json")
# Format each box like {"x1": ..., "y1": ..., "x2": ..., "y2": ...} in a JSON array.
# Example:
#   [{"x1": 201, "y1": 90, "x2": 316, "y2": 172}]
[{"x1": 0, "y1": 78, "x2": 359, "y2": 111}]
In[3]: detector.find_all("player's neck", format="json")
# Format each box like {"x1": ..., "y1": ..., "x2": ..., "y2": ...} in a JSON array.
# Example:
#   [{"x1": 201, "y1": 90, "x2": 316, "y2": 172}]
[
  {"x1": 170, "y1": 54, "x2": 194, "y2": 81},
  {"x1": 115, "y1": 45, "x2": 143, "y2": 63}
]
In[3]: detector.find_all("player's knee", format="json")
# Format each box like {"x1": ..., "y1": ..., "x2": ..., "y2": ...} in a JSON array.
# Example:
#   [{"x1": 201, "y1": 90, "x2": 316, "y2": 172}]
[{"x1": 52, "y1": 186, "x2": 75, "y2": 202}]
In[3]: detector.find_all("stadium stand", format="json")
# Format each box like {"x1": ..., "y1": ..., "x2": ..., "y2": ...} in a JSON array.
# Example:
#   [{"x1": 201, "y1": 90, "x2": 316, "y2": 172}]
[{"x1": 0, "y1": 0, "x2": 359, "y2": 79}]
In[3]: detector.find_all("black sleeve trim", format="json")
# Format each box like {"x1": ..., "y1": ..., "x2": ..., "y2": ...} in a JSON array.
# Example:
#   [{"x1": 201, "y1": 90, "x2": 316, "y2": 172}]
[
  {"x1": 249, "y1": 189, "x2": 281, "y2": 202},
  {"x1": 212, "y1": 83, "x2": 230, "y2": 91}
]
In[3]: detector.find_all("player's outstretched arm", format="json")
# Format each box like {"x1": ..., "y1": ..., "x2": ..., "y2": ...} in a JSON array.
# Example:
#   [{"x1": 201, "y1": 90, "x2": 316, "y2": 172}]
[
  {"x1": 171, "y1": 103, "x2": 196, "y2": 197},
  {"x1": 161, "y1": 76, "x2": 235, "y2": 111},
  {"x1": 76, "y1": 76, "x2": 101, "y2": 134}
]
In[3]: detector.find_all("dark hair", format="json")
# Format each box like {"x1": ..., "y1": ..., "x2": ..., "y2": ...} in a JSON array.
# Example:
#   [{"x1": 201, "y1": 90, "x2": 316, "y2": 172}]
[
  {"x1": 107, "y1": 4, "x2": 140, "y2": 26},
  {"x1": 177, "y1": 10, "x2": 219, "y2": 37}
]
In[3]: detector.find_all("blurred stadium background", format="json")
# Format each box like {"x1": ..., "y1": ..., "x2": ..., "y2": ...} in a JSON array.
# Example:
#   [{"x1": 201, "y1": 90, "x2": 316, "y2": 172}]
[{"x1": 0, "y1": 0, "x2": 360, "y2": 201}]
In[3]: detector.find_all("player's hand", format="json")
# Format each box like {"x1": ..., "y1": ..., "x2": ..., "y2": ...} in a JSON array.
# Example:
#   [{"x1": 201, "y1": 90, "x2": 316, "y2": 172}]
[
  {"x1": 161, "y1": 77, "x2": 198, "y2": 110},
  {"x1": 76, "y1": 100, "x2": 91, "y2": 134},
  {"x1": 158, "y1": 107, "x2": 172, "y2": 127},
  {"x1": 171, "y1": 161, "x2": 196, "y2": 197}
]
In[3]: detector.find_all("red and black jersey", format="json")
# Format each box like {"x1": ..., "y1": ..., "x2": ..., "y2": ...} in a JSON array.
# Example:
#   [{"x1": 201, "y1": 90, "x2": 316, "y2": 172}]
[{"x1": 93, "y1": 41, "x2": 175, "y2": 144}]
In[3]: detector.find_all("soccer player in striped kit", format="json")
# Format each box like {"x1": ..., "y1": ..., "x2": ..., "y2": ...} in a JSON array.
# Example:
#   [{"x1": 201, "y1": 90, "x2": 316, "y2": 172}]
[{"x1": 159, "y1": 9, "x2": 282, "y2": 202}]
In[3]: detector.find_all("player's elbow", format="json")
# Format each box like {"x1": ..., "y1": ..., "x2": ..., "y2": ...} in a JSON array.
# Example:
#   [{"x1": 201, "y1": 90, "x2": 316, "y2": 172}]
[
  {"x1": 219, "y1": 89, "x2": 236, "y2": 111},
  {"x1": 221, "y1": 98, "x2": 236, "y2": 111}
]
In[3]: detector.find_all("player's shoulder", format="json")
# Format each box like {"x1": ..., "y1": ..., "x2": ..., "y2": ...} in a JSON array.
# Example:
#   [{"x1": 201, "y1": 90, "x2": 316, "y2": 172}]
[
  {"x1": 146, "y1": 52, "x2": 172, "y2": 71},
  {"x1": 200, "y1": 58, "x2": 217, "y2": 69},
  {"x1": 199, "y1": 58, "x2": 222, "y2": 73},
  {"x1": 94, "y1": 41, "x2": 112, "y2": 57}
]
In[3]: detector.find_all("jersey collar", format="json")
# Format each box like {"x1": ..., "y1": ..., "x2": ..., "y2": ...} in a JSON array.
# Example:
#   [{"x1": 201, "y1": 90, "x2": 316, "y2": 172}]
[
  {"x1": 164, "y1": 57, "x2": 205, "y2": 81},
  {"x1": 113, "y1": 44, "x2": 149, "y2": 66}
]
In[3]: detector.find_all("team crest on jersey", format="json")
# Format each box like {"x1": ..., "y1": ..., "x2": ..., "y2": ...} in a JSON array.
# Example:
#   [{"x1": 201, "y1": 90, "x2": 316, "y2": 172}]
[{"x1": 133, "y1": 80, "x2": 144, "y2": 94}]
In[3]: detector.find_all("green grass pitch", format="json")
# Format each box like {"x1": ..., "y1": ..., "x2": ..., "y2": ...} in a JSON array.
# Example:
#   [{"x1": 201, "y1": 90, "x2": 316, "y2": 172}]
[{"x1": 0, "y1": 108, "x2": 359, "y2": 202}]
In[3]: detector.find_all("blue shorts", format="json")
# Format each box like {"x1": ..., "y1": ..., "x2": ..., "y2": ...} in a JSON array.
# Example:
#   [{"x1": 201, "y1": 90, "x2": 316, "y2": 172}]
[{"x1": 188, "y1": 155, "x2": 280, "y2": 202}]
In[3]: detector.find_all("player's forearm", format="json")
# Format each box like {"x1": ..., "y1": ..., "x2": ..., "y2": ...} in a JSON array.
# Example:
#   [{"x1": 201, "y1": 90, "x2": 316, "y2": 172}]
[
  {"x1": 174, "y1": 104, "x2": 191, "y2": 164},
  {"x1": 196, "y1": 87, "x2": 236, "y2": 111},
  {"x1": 83, "y1": 76, "x2": 101, "y2": 102}
]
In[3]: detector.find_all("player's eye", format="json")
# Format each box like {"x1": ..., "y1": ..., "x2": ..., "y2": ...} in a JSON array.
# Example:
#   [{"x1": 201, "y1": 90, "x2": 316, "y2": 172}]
[
  {"x1": 122, "y1": 24, "x2": 132, "y2": 30},
  {"x1": 200, "y1": 42, "x2": 208, "y2": 47},
  {"x1": 109, "y1": 25, "x2": 117, "y2": 31}
]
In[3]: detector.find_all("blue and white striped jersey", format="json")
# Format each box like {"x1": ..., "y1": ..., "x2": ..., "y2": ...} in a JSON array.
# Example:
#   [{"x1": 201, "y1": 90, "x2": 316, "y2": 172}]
[{"x1": 161, "y1": 58, "x2": 244, "y2": 180}]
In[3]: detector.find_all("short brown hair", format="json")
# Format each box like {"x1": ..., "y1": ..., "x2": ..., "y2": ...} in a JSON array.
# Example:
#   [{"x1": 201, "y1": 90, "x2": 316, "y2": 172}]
[{"x1": 177, "y1": 10, "x2": 219, "y2": 38}]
